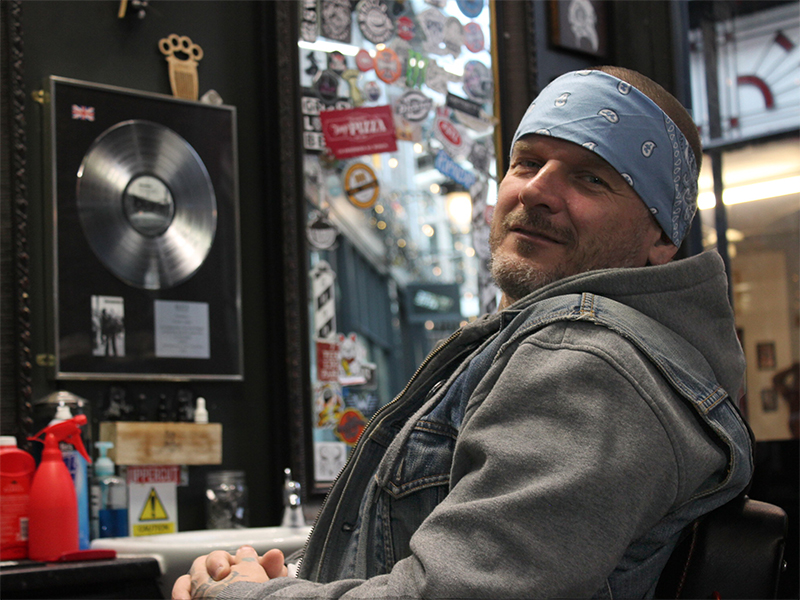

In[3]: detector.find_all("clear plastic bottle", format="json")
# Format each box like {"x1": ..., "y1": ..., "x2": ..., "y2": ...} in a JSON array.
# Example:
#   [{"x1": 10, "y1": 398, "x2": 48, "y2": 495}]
[
  {"x1": 205, "y1": 470, "x2": 248, "y2": 529},
  {"x1": 90, "y1": 442, "x2": 128, "y2": 538}
]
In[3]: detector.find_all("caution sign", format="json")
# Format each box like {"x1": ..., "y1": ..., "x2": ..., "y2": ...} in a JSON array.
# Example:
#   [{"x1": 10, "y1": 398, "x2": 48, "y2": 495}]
[
  {"x1": 139, "y1": 488, "x2": 169, "y2": 520},
  {"x1": 127, "y1": 465, "x2": 180, "y2": 536}
]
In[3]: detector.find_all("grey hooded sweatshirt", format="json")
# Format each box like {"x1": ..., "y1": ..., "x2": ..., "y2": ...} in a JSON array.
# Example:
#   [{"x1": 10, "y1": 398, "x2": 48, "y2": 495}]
[{"x1": 218, "y1": 251, "x2": 752, "y2": 599}]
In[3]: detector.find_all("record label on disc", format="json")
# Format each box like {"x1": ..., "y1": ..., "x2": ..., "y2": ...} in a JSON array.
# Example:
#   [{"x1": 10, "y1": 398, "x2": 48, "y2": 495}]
[{"x1": 76, "y1": 120, "x2": 217, "y2": 290}]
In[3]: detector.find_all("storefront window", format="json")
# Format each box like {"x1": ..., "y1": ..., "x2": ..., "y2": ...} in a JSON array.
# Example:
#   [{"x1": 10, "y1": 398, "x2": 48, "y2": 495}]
[
  {"x1": 297, "y1": 0, "x2": 500, "y2": 487},
  {"x1": 690, "y1": 0, "x2": 799, "y2": 441},
  {"x1": 697, "y1": 138, "x2": 800, "y2": 440}
]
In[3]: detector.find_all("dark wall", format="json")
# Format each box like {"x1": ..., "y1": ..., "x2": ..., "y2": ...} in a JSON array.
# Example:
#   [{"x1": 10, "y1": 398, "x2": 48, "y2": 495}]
[
  {"x1": 9, "y1": 0, "x2": 291, "y2": 530},
  {"x1": 496, "y1": 1, "x2": 691, "y2": 174}
]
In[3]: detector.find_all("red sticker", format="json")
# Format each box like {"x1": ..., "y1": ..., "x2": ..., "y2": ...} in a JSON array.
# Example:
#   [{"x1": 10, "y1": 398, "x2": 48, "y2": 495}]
[
  {"x1": 437, "y1": 118, "x2": 462, "y2": 146},
  {"x1": 316, "y1": 340, "x2": 341, "y2": 382},
  {"x1": 397, "y1": 16, "x2": 415, "y2": 41},
  {"x1": 335, "y1": 408, "x2": 367, "y2": 446},
  {"x1": 464, "y1": 22, "x2": 484, "y2": 52},
  {"x1": 356, "y1": 48, "x2": 374, "y2": 72},
  {"x1": 374, "y1": 47, "x2": 402, "y2": 84},
  {"x1": 321, "y1": 105, "x2": 397, "y2": 160}
]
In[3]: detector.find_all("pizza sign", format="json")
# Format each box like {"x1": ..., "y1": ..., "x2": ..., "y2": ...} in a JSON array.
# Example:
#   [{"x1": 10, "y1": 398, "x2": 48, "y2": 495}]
[{"x1": 320, "y1": 105, "x2": 397, "y2": 159}]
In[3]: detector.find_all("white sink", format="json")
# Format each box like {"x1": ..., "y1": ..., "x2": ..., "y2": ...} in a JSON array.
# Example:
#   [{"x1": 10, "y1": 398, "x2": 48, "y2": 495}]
[{"x1": 91, "y1": 525, "x2": 312, "y2": 598}]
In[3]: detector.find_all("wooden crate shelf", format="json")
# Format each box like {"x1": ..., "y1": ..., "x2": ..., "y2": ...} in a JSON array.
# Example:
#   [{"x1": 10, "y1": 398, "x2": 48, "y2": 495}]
[{"x1": 99, "y1": 422, "x2": 222, "y2": 465}]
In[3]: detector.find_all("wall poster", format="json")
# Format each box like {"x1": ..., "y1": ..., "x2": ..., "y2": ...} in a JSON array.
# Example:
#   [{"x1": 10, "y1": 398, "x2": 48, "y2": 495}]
[{"x1": 45, "y1": 77, "x2": 243, "y2": 380}]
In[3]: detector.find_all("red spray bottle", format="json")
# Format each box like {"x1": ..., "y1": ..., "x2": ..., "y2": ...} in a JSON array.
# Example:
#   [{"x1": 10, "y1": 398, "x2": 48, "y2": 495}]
[{"x1": 27, "y1": 415, "x2": 92, "y2": 561}]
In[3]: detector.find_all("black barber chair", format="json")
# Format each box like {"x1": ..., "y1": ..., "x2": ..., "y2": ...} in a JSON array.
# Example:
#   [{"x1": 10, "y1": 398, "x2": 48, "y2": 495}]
[{"x1": 655, "y1": 496, "x2": 788, "y2": 599}]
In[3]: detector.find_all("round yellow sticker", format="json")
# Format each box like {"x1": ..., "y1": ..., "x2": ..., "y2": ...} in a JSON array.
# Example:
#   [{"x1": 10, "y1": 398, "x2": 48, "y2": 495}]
[{"x1": 343, "y1": 163, "x2": 380, "y2": 209}]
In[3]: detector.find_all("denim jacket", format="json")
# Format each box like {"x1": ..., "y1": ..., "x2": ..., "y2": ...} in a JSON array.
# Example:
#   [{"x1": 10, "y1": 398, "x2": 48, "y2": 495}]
[{"x1": 221, "y1": 253, "x2": 753, "y2": 600}]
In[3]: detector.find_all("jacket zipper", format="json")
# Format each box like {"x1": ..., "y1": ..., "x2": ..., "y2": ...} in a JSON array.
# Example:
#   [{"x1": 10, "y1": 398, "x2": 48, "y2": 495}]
[{"x1": 298, "y1": 327, "x2": 465, "y2": 575}]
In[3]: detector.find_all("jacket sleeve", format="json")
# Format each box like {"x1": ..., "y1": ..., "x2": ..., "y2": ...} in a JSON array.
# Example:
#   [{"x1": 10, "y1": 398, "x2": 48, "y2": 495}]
[{"x1": 218, "y1": 324, "x2": 708, "y2": 599}]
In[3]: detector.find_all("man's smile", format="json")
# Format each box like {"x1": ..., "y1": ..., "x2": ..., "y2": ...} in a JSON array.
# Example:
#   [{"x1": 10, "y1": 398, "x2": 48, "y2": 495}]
[{"x1": 501, "y1": 211, "x2": 574, "y2": 248}]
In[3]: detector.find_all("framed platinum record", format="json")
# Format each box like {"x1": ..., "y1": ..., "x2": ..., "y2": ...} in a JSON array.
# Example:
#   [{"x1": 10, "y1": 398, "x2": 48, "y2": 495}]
[{"x1": 45, "y1": 76, "x2": 243, "y2": 380}]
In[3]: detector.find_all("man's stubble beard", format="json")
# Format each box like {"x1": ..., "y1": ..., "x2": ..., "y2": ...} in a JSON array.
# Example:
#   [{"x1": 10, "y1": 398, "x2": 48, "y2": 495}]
[
  {"x1": 488, "y1": 210, "x2": 572, "y2": 303},
  {"x1": 489, "y1": 238, "x2": 568, "y2": 303},
  {"x1": 488, "y1": 208, "x2": 654, "y2": 305}
]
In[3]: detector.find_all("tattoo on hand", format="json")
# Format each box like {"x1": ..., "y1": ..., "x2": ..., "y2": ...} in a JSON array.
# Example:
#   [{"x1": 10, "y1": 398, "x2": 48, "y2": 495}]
[{"x1": 191, "y1": 570, "x2": 248, "y2": 599}]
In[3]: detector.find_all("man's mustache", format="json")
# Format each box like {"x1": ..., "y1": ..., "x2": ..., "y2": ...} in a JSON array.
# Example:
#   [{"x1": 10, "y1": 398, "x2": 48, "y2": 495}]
[{"x1": 497, "y1": 209, "x2": 575, "y2": 247}]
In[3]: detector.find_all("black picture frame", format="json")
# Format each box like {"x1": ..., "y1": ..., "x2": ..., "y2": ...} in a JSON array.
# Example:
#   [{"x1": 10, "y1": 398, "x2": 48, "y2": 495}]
[
  {"x1": 548, "y1": 0, "x2": 609, "y2": 58},
  {"x1": 46, "y1": 77, "x2": 243, "y2": 380}
]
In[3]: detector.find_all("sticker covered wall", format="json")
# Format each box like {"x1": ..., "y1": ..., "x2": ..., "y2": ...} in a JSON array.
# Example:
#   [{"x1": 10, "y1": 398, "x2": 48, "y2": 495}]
[{"x1": 298, "y1": 0, "x2": 500, "y2": 489}]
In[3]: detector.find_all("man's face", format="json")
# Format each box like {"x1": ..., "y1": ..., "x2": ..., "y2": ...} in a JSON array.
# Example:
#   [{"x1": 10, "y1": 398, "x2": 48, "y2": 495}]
[{"x1": 490, "y1": 135, "x2": 674, "y2": 306}]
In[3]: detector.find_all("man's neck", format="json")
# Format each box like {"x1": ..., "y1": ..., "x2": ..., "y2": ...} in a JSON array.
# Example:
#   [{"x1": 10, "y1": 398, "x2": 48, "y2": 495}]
[{"x1": 497, "y1": 293, "x2": 514, "y2": 311}]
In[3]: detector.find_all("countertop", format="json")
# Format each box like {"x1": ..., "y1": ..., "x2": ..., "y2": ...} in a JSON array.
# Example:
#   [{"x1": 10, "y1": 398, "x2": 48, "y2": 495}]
[{"x1": 0, "y1": 556, "x2": 163, "y2": 599}]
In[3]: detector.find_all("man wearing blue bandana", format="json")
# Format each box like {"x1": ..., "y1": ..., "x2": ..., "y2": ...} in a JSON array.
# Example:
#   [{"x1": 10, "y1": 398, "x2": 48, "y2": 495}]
[{"x1": 175, "y1": 67, "x2": 752, "y2": 600}]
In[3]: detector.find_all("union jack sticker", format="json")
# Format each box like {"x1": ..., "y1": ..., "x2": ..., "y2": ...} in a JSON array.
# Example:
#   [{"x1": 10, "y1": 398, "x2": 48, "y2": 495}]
[{"x1": 71, "y1": 104, "x2": 95, "y2": 121}]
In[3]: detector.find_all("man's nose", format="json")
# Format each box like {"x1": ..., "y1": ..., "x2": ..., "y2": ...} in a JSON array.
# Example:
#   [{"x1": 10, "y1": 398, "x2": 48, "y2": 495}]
[{"x1": 518, "y1": 161, "x2": 567, "y2": 213}]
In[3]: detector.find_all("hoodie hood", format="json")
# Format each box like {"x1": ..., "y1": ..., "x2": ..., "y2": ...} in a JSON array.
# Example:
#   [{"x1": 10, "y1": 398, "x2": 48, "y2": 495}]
[{"x1": 504, "y1": 251, "x2": 745, "y2": 402}]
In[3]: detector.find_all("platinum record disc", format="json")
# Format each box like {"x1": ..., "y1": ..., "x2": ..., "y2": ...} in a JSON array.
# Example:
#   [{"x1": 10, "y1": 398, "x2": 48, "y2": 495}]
[{"x1": 75, "y1": 120, "x2": 217, "y2": 290}]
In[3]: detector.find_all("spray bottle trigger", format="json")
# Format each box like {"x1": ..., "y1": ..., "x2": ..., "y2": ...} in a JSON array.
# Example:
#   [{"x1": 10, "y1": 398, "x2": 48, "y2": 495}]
[{"x1": 28, "y1": 415, "x2": 92, "y2": 463}]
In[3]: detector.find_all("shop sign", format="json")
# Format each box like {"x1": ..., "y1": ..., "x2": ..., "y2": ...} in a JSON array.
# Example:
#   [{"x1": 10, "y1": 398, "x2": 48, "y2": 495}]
[
  {"x1": 327, "y1": 51, "x2": 347, "y2": 74},
  {"x1": 443, "y1": 17, "x2": 464, "y2": 58},
  {"x1": 457, "y1": 0, "x2": 484, "y2": 18},
  {"x1": 374, "y1": 47, "x2": 402, "y2": 83},
  {"x1": 397, "y1": 16, "x2": 415, "y2": 41},
  {"x1": 357, "y1": 0, "x2": 394, "y2": 44},
  {"x1": 468, "y1": 138, "x2": 494, "y2": 174},
  {"x1": 446, "y1": 92, "x2": 482, "y2": 118},
  {"x1": 425, "y1": 59, "x2": 461, "y2": 94},
  {"x1": 419, "y1": 8, "x2": 447, "y2": 55},
  {"x1": 335, "y1": 408, "x2": 367, "y2": 446},
  {"x1": 300, "y1": 0, "x2": 318, "y2": 42},
  {"x1": 316, "y1": 340, "x2": 340, "y2": 382},
  {"x1": 343, "y1": 162, "x2": 380, "y2": 209},
  {"x1": 314, "y1": 382, "x2": 344, "y2": 428},
  {"x1": 433, "y1": 107, "x2": 472, "y2": 160},
  {"x1": 302, "y1": 92, "x2": 353, "y2": 152},
  {"x1": 463, "y1": 60, "x2": 494, "y2": 101},
  {"x1": 364, "y1": 81, "x2": 382, "y2": 102},
  {"x1": 314, "y1": 441, "x2": 347, "y2": 482},
  {"x1": 404, "y1": 50, "x2": 427, "y2": 88},
  {"x1": 321, "y1": 105, "x2": 397, "y2": 159},
  {"x1": 311, "y1": 260, "x2": 337, "y2": 339},
  {"x1": 464, "y1": 22, "x2": 484, "y2": 52},
  {"x1": 321, "y1": 0, "x2": 352, "y2": 42},
  {"x1": 355, "y1": 48, "x2": 374, "y2": 72},
  {"x1": 315, "y1": 70, "x2": 342, "y2": 105},
  {"x1": 306, "y1": 211, "x2": 339, "y2": 250},
  {"x1": 394, "y1": 90, "x2": 433, "y2": 122},
  {"x1": 338, "y1": 332, "x2": 369, "y2": 386},
  {"x1": 435, "y1": 150, "x2": 477, "y2": 190}
]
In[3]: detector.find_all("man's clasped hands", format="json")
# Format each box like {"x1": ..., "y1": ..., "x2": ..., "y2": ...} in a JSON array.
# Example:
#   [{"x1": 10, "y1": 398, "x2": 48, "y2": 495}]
[{"x1": 172, "y1": 546, "x2": 288, "y2": 600}]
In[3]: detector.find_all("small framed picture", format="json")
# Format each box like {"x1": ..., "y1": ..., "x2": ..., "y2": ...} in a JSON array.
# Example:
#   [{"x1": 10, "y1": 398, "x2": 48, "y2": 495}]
[
  {"x1": 760, "y1": 388, "x2": 778, "y2": 412},
  {"x1": 756, "y1": 342, "x2": 777, "y2": 371},
  {"x1": 548, "y1": 0, "x2": 609, "y2": 58}
]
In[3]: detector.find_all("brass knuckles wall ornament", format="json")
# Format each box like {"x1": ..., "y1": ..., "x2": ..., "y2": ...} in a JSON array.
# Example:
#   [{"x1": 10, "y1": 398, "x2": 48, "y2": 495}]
[{"x1": 159, "y1": 34, "x2": 204, "y2": 101}]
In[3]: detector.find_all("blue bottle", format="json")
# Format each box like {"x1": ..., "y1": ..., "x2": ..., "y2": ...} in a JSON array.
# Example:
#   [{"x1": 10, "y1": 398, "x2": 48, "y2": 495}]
[{"x1": 90, "y1": 442, "x2": 128, "y2": 538}]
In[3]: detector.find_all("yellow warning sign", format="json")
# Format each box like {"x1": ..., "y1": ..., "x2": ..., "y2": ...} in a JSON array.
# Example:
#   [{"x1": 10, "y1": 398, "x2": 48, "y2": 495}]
[
  {"x1": 138, "y1": 487, "x2": 169, "y2": 521},
  {"x1": 133, "y1": 522, "x2": 175, "y2": 536}
]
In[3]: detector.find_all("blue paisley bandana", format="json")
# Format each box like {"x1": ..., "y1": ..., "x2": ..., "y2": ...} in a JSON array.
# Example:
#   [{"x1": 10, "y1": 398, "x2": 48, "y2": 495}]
[{"x1": 511, "y1": 70, "x2": 698, "y2": 246}]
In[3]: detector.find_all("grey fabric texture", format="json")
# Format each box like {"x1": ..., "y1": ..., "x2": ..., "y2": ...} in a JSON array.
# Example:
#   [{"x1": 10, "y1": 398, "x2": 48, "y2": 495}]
[{"x1": 217, "y1": 252, "x2": 747, "y2": 600}]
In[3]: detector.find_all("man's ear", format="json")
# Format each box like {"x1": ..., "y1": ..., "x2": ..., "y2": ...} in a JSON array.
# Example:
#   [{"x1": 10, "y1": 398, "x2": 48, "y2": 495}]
[{"x1": 648, "y1": 231, "x2": 679, "y2": 265}]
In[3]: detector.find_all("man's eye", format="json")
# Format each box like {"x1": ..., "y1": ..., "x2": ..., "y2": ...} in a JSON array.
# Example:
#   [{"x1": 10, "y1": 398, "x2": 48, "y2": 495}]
[
  {"x1": 514, "y1": 159, "x2": 540, "y2": 169},
  {"x1": 582, "y1": 174, "x2": 608, "y2": 187}
]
